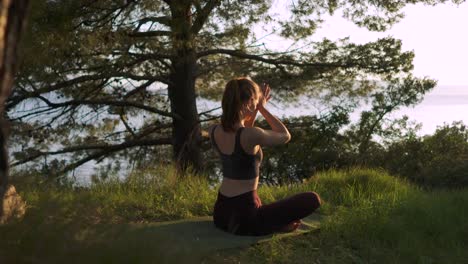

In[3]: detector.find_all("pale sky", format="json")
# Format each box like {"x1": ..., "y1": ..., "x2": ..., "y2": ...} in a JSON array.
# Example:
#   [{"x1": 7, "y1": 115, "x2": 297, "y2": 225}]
[
  {"x1": 76, "y1": 2, "x2": 468, "y2": 179},
  {"x1": 264, "y1": 1, "x2": 468, "y2": 85},
  {"x1": 197, "y1": 2, "x2": 468, "y2": 135},
  {"x1": 302, "y1": 2, "x2": 468, "y2": 86},
  {"x1": 256, "y1": 1, "x2": 468, "y2": 135}
]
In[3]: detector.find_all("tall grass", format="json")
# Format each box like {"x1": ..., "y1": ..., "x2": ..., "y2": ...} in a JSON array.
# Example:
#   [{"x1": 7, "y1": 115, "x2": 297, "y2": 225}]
[
  {"x1": 1, "y1": 165, "x2": 218, "y2": 263},
  {"x1": 212, "y1": 168, "x2": 468, "y2": 263},
  {"x1": 2, "y1": 166, "x2": 468, "y2": 263},
  {"x1": 12, "y1": 165, "x2": 217, "y2": 225}
]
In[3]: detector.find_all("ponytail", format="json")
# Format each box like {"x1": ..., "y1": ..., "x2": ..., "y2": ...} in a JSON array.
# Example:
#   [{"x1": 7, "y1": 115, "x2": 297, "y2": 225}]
[
  {"x1": 221, "y1": 77, "x2": 260, "y2": 132},
  {"x1": 221, "y1": 79, "x2": 241, "y2": 132}
]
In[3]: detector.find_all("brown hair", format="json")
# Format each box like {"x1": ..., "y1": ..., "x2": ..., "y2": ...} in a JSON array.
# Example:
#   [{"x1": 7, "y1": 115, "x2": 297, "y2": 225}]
[{"x1": 221, "y1": 77, "x2": 260, "y2": 132}]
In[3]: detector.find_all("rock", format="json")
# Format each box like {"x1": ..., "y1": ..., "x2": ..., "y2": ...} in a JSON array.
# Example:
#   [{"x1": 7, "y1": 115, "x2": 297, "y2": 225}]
[{"x1": 0, "y1": 185, "x2": 26, "y2": 224}]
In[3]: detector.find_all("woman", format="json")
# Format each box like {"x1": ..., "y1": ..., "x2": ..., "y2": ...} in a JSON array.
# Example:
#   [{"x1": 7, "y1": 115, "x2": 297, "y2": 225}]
[{"x1": 209, "y1": 77, "x2": 321, "y2": 236}]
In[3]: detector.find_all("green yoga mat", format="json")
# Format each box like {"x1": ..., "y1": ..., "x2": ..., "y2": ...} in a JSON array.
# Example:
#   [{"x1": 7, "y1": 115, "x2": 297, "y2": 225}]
[{"x1": 91, "y1": 214, "x2": 323, "y2": 263}]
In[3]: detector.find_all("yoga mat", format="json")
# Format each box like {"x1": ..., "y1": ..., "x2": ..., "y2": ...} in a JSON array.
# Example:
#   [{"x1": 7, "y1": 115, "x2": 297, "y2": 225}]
[{"x1": 90, "y1": 214, "x2": 323, "y2": 263}]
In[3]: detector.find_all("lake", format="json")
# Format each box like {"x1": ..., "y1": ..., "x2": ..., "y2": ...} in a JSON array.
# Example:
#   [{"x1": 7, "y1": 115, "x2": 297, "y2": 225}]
[{"x1": 13, "y1": 85, "x2": 468, "y2": 185}]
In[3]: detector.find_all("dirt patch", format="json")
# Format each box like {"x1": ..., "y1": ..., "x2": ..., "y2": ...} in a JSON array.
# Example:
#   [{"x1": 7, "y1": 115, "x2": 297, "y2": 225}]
[{"x1": 1, "y1": 185, "x2": 26, "y2": 224}]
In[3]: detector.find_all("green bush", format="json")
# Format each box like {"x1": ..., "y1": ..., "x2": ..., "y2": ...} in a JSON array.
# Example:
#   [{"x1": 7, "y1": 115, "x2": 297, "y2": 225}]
[{"x1": 384, "y1": 122, "x2": 468, "y2": 188}]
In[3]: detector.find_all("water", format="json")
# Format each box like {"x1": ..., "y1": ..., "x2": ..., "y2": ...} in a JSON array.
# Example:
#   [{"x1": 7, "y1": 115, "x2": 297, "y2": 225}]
[
  {"x1": 13, "y1": 85, "x2": 468, "y2": 184},
  {"x1": 267, "y1": 85, "x2": 468, "y2": 136},
  {"x1": 386, "y1": 85, "x2": 468, "y2": 136}
]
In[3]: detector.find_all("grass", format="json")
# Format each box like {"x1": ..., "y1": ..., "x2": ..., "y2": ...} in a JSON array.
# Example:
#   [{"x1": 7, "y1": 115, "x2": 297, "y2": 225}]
[
  {"x1": 1, "y1": 166, "x2": 468, "y2": 263},
  {"x1": 14, "y1": 165, "x2": 216, "y2": 224},
  {"x1": 207, "y1": 169, "x2": 468, "y2": 263}
]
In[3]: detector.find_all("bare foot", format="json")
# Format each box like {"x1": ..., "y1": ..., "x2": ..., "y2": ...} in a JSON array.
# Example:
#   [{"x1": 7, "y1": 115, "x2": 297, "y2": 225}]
[{"x1": 280, "y1": 220, "x2": 302, "y2": 232}]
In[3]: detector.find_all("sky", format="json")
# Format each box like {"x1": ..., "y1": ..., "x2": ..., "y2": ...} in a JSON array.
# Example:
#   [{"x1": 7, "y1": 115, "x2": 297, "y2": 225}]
[
  {"x1": 262, "y1": 1, "x2": 468, "y2": 135},
  {"x1": 310, "y1": 2, "x2": 468, "y2": 86},
  {"x1": 74, "y1": 1, "x2": 468, "y2": 181}
]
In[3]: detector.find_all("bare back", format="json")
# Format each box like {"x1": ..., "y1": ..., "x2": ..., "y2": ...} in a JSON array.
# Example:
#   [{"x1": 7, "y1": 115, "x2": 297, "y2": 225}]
[{"x1": 210, "y1": 125, "x2": 262, "y2": 197}]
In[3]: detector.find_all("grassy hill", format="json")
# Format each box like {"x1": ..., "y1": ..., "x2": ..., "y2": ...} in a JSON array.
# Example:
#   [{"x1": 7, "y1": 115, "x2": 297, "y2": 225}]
[{"x1": 1, "y1": 167, "x2": 467, "y2": 263}]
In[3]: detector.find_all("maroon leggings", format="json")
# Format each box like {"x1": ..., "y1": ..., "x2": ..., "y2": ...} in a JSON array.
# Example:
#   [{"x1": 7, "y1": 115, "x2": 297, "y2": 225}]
[{"x1": 213, "y1": 190, "x2": 321, "y2": 236}]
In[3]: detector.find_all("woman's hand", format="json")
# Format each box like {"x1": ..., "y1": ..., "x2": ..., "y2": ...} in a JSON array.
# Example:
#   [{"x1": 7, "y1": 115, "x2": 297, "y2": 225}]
[
  {"x1": 257, "y1": 83, "x2": 272, "y2": 111},
  {"x1": 244, "y1": 110, "x2": 258, "y2": 127}
]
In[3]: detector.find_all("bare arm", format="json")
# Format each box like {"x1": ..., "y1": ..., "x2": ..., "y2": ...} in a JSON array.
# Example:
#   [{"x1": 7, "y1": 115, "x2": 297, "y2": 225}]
[
  {"x1": 251, "y1": 84, "x2": 291, "y2": 146},
  {"x1": 254, "y1": 106, "x2": 291, "y2": 145}
]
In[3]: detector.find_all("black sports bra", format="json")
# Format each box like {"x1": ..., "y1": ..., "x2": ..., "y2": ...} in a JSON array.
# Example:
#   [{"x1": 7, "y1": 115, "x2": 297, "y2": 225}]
[{"x1": 210, "y1": 125, "x2": 262, "y2": 180}]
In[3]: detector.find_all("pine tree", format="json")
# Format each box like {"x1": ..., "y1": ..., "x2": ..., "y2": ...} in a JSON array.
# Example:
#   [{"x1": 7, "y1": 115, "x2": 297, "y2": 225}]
[{"x1": 8, "y1": 0, "x2": 462, "y2": 175}]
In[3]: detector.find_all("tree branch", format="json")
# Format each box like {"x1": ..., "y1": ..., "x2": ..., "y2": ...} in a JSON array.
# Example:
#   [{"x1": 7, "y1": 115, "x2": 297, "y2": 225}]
[
  {"x1": 8, "y1": 72, "x2": 171, "y2": 110},
  {"x1": 128, "y1": 30, "x2": 171, "y2": 37},
  {"x1": 34, "y1": 95, "x2": 182, "y2": 120},
  {"x1": 123, "y1": 79, "x2": 154, "y2": 99},
  {"x1": 198, "y1": 106, "x2": 221, "y2": 116},
  {"x1": 11, "y1": 137, "x2": 172, "y2": 168},
  {"x1": 191, "y1": 0, "x2": 220, "y2": 35},
  {"x1": 120, "y1": 113, "x2": 136, "y2": 137},
  {"x1": 59, "y1": 137, "x2": 173, "y2": 175},
  {"x1": 196, "y1": 49, "x2": 342, "y2": 68},
  {"x1": 135, "y1": 16, "x2": 171, "y2": 29}
]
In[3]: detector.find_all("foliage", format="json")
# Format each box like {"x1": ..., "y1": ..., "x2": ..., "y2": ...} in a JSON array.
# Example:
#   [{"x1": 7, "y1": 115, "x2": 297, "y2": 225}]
[
  {"x1": 8, "y1": 0, "x2": 460, "y2": 174},
  {"x1": 207, "y1": 169, "x2": 468, "y2": 264},
  {"x1": 3, "y1": 167, "x2": 468, "y2": 263},
  {"x1": 260, "y1": 108, "x2": 468, "y2": 188},
  {"x1": 260, "y1": 106, "x2": 353, "y2": 184},
  {"x1": 384, "y1": 121, "x2": 468, "y2": 188},
  {"x1": 348, "y1": 76, "x2": 436, "y2": 158},
  {"x1": 11, "y1": 164, "x2": 216, "y2": 225}
]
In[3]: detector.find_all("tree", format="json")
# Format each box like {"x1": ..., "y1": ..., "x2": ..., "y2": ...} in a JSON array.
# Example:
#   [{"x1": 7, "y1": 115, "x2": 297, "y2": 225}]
[
  {"x1": 350, "y1": 76, "x2": 436, "y2": 161},
  {"x1": 384, "y1": 122, "x2": 468, "y2": 188},
  {"x1": 0, "y1": 0, "x2": 29, "y2": 220},
  {"x1": 260, "y1": 106, "x2": 352, "y2": 184},
  {"x1": 8, "y1": 0, "x2": 464, "y2": 176}
]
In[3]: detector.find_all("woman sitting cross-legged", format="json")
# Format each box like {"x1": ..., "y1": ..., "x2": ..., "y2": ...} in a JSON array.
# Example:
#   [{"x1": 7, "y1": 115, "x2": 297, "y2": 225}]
[{"x1": 209, "y1": 77, "x2": 321, "y2": 236}]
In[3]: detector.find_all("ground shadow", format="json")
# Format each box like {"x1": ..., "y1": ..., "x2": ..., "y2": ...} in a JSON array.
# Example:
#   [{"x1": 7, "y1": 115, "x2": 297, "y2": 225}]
[
  {"x1": 1, "y1": 214, "x2": 322, "y2": 263},
  {"x1": 83, "y1": 214, "x2": 322, "y2": 263}
]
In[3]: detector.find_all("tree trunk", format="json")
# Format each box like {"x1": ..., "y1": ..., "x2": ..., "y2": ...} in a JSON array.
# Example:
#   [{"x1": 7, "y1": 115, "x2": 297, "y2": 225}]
[
  {"x1": 0, "y1": 0, "x2": 29, "y2": 220},
  {"x1": 167, "y1": 3, "x2": 202, "y2": 173},
  {"x1": 168, "y1": 53, "x2": 201, "y2": 172}
]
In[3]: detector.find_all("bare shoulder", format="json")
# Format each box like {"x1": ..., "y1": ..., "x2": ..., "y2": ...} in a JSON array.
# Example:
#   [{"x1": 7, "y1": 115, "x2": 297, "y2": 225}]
[
  {"x1": 243, "y1": 126, "x2": 263, "y2": 136},
  {"x1": 204, "y1": 124, "x2": 218, "y2": 138},
  {"x1": 243, "y1": 126, "x2": 291, "y2": 147},
  {"x1": 240, "y1": 127, "x2": 262, "y2": 150},
  {"x1": 242, "y1": 126, "x2": 264, "y2": 145}
]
